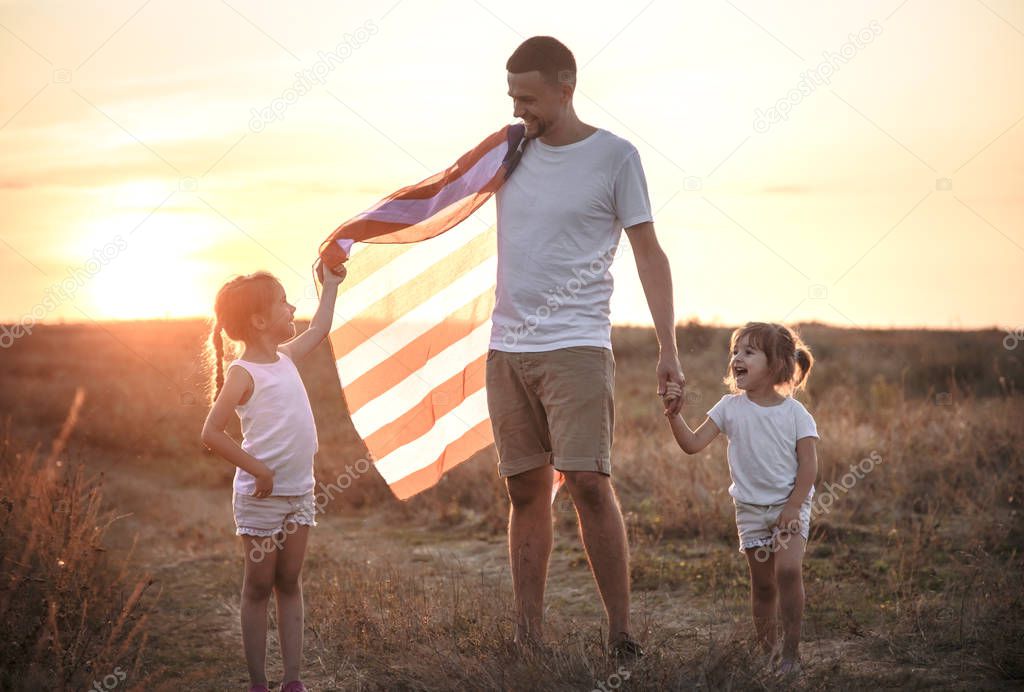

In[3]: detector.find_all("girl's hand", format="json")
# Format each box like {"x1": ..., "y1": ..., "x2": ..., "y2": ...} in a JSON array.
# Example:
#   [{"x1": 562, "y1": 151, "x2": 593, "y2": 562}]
[
  {"x1": 280, "y1": 260, "x2": 345, "y2": 362},
  {"x1": 316, "y1": 259, "x2": 347, "y2": 287},
  {"x1": 662, "y1": 382, "x2": 683, "y2": 415},
  {"x1": 775, "y1": 504, "x2": 802, "y2": 536},
  {"x1": 253, "y1": 467, "x2": 275, "y2": 498}
]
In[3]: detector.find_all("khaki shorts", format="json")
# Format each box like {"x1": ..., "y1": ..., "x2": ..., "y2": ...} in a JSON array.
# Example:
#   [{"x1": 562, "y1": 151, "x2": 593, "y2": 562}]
[
  {"x1": 232, "y1": 491, "x2": 318, "y2": 537},
  {"x1": 485, "y1": 346, "x2": 614, "y2": 477},
  {"x1": 733, "y1": 495, "x2": 812, "y2": 553}
]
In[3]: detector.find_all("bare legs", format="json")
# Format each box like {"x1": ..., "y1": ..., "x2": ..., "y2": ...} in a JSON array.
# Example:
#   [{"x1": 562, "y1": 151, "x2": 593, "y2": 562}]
[
  {"x1": 507, "y1": 465, "x2": 554, "y2": 643},
  {"x1": 506, "y1": 466, "x2": 631, "y2": 645},
  {"x1": 240, "y1": 523, "x2": 309, "y2": 686},
  {"x1": 774, "y1": 535, "x2": 805, "y2": 663},
  {"x1": 744, "y1": 535, "x2": 806, "y2": 665},
  {"x1": 562, "y1": 471, "x2": 631, "y2": 642}
]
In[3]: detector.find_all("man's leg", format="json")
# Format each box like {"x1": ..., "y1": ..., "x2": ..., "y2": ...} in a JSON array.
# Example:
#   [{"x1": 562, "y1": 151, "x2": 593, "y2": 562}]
[
  {"x1": 488, "y1": 349, "x2": 555, "y2": 644},
  {"x1": 562, "y1": 470, "x2": 631, "y2": 641},
  {"x1": 506, "y1": 463, "x2": 555, "y2": 644}
]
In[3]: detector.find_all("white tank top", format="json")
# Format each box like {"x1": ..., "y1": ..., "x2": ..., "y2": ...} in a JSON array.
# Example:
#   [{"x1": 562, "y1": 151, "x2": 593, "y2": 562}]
[{"x1": 228, "y1": 351, "x2": 317, "y2": 496}]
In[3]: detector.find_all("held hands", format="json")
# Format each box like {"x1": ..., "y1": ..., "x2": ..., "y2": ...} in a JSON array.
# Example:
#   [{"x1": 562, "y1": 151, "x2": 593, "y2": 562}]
[
  {"x1": 661, "y1": 381, "x2": 684, "y2": 417},
  {"x1": 657, "y1": 356, "x2": 686, "y2": 416},
  {"x1": 252, "y1": 467, "x2": 275, "y2": 498},
  {"x1": 315, "y1": 259, "x2": 347, "y2": 287}
]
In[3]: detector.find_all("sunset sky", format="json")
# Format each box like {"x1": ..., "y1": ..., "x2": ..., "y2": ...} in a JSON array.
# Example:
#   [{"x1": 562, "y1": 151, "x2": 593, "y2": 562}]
[{"x1": 1, "y1": 0, "x2": 1022, "y2": 330}]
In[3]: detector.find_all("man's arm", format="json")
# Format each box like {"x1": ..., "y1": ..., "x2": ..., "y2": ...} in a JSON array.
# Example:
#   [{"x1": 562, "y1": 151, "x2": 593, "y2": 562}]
[{"x1": 624, "y1": 221, "x2": 685, "y2": 415}]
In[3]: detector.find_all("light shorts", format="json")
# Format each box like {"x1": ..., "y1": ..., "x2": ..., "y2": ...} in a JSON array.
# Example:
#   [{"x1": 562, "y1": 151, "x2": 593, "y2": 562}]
[
  {"x1": 232, "y1": 491, "x2": 318, "y2": 537},
  {"x1": 733, "y1": 495, "x2": 812, "y2": 553},
  {"x1": 485, "y1": 346, "x2": 615, "y2": 478}
]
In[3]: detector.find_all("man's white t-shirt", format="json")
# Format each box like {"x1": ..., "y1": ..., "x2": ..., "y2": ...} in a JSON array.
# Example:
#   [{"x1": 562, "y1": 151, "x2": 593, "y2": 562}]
[
  {"x1": 706, "y1": 393, "x2": 819, "y2": 505},
  {"x1": 489, "y1": 128, "x2": 653, "y2": 352}
]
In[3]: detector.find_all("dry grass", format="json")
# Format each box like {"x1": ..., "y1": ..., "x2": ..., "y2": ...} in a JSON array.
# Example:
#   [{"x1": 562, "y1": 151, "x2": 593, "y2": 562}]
[
  {"x1": 1, "y1": 319, "x2": 1022, "y2": 689},
  {"x1": 0, "y1": 389, "x2": 155, "y2": 690},
  {"x1": 305, "y1": 554, "x2": 780, "y2": 690}
]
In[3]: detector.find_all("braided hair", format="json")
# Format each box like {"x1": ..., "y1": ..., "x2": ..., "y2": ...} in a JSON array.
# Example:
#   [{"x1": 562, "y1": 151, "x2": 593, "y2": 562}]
[{"x1": 206, "y1": 272, "x2": 282, "y2": 403}]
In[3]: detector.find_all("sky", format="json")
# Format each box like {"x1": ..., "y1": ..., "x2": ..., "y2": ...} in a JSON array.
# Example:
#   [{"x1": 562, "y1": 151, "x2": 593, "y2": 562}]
[{"x1": 1, "y1": 0, "x2": 1022, "y2": 331}]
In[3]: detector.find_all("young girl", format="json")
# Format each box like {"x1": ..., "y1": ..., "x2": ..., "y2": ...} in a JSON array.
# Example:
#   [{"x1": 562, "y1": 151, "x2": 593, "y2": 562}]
[
  {"x1": 662, "y1": 322, "x2": 817, "y2": 675},
  {"x1": 201, "y1": 262, "x2": 345, "y2": 692}
]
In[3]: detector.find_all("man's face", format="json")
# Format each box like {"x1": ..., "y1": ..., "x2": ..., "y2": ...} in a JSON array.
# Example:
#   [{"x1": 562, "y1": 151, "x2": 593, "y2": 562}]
[{"x1": 507, "y1": 70, "x2": 567, "y2": 139}]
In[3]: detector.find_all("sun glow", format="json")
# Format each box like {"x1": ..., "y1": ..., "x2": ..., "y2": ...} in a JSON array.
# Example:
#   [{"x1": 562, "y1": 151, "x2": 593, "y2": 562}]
[{"x1": 76, "y1": 207, "x2": 221, "y2": 321}]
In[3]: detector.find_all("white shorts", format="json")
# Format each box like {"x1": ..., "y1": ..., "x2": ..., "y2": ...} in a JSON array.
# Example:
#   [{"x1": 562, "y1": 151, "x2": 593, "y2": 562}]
[
  {"x1": 232, "y1": 491, "x2": 317, "y2": 537},
  {"x1": 733, "y1": 496, "x2": 812, "y2": 553}
]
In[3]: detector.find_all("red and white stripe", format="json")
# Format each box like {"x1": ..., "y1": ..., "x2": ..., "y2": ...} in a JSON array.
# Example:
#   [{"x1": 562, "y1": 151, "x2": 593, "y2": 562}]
[{"x1": 320, "y1": 126, "x2": 519, "y2": 499}]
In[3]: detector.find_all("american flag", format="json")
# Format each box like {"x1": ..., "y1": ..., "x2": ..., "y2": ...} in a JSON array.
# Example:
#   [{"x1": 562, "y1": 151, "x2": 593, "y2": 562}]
[{"x1": 319, "y1": 125, "x2": 525, "y2": 499}]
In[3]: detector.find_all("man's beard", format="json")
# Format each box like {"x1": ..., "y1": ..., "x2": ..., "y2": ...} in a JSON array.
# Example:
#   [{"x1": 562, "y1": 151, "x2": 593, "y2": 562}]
[{"x1": 524, "y1": 118, "x2": 546, "y2": 139}]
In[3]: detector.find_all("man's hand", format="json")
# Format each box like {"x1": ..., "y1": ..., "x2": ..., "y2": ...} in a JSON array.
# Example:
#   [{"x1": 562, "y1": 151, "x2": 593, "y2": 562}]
[{"x1": 657, "y1": 355, "x2": 686, "y2": 416}]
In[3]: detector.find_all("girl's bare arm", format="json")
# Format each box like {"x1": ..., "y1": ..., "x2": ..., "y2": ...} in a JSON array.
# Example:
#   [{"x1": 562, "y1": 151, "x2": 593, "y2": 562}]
[
  {"x1": 280, "y1": 262, "x2": 346, "y2": 362},
  {"x1": 775, "y1": 436, "x2": 818, "y2": 533},
  {"x1": 787, "y1": 437, "x2": 818, "y2": 505},
  {"x1": 666, "y1": 410, "x2": 721, "y2": 454},
  {"x1": 200, "y1": 366, "x2": 272, "y2": 483}
]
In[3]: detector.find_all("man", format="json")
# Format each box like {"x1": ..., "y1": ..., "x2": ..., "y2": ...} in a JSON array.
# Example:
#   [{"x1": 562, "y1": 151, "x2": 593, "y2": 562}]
[{"x1": 486, "y1": 36, "x2": 686, "y2": 657}]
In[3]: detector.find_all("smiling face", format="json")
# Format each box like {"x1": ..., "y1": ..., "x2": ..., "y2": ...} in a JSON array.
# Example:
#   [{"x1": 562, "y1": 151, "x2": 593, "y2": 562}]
[
  {"x1": 729, "y1": 335, "x2": 770, "y2": 391},
  {"x1": 507, "y1": 70, "x2": 568, "y2": 140},
  {"x1": 251, "y1": 282, "x2": 296, "y2": 344}
]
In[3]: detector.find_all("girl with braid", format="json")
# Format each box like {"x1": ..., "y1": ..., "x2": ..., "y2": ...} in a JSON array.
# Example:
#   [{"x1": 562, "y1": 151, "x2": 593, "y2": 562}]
[{"x1": 201, "y1": 262, "x2": 345, "y2": 692}]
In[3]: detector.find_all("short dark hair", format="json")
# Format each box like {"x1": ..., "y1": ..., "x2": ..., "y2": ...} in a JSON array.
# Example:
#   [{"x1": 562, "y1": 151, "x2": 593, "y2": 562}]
[{"x1": 506, "y1": 36, "x2": 576, "y2": 86}]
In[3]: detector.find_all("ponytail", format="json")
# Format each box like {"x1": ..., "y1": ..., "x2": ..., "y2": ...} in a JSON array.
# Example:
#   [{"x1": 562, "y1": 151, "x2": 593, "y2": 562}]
[
  {"x1": 209, "y1": 323, "x2": 226, "y2": 404},
  {"x1": 793, "y1": 346, "x2": 814, "y2": 391}
]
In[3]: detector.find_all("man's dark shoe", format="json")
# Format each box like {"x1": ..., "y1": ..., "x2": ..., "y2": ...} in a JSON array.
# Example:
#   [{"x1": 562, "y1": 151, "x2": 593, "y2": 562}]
[{"x1": 608, "y1": 633, "x2": 645, "y2": 660}]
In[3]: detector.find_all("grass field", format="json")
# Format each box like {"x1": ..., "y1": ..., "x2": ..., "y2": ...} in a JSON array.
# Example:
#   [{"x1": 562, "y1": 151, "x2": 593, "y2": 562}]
[{"x1": 1, "y1": 319, "x2": 1022, "y2": 690}]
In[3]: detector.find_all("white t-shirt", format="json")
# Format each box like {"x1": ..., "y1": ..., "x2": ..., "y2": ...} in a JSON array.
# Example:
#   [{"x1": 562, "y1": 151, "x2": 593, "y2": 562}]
[
  {"x1": 229, "y1": 351, "x2": 318, "y2": 496},
  {"x1": 489, "y1": 128, "x2": 653, "y2": 352},
  {"x1": 706, "y1": 392, "x2": 819, "y2": 505}
]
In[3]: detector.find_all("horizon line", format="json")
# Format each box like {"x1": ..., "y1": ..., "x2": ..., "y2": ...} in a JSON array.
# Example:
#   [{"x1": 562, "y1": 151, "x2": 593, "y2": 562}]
[{"x1": 4, "y1": 315, "x2": 1017, "y2": 335}]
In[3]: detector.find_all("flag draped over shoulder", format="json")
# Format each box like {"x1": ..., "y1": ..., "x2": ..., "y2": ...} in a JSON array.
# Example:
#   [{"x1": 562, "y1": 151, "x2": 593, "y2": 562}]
[{"x1": 319, "y1": 124, "x2": 526, "y2": 500}]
